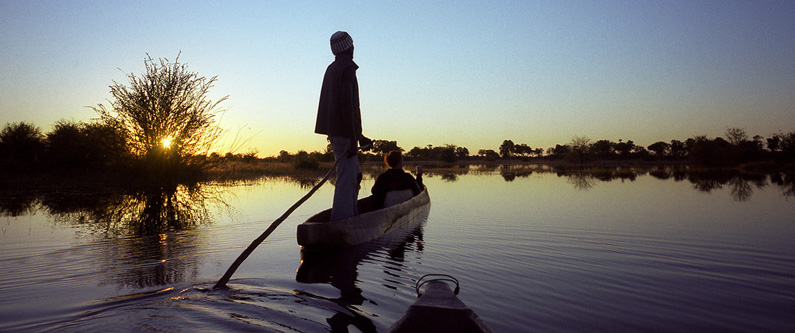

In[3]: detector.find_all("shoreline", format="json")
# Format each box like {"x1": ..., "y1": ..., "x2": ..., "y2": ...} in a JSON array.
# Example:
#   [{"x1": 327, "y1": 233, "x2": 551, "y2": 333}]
[{"x1": 1, "y1": 158, "x2": 792, "y2": 191}]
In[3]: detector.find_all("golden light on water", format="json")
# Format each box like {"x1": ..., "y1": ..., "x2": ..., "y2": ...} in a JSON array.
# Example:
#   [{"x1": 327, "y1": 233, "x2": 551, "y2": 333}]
[{"x1": 163, "y1": 137, "x2": 172, "y2": 149}]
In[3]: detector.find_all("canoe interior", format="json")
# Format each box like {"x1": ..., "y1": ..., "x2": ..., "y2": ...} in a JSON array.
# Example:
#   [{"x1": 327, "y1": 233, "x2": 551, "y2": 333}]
[{"x1": 306, "y1": 195, "x2": 379, "y2": 223}]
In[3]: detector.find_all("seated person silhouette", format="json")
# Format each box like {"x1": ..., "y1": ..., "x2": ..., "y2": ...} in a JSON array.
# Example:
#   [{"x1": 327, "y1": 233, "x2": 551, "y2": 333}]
[{"x1": 371, "y1": 151, "x2": 424, "y2": 209}]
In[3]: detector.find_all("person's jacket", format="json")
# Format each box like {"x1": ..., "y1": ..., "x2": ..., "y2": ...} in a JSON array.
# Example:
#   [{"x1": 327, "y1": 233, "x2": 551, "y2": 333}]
[
  {"x1": 371, "y1": 168, "x2": 423, "y2": 209},
  {"x1": 315, "y1": 55, "x2": 361, "y2": 140}
]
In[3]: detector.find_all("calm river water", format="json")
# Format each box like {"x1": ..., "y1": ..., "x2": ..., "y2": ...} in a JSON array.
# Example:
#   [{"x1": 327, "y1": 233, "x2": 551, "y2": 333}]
[{"x1": 1, "y1": 165, "x2": 794, "y2": 332}]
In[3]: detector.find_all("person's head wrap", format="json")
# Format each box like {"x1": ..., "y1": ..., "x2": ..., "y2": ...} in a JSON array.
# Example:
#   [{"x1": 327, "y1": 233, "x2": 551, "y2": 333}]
[{"x1": 330, "y1": 31, "x2": 353, "y2": 55}]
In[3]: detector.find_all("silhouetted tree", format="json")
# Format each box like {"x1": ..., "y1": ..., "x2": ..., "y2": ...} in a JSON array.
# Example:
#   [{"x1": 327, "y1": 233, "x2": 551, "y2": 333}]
[
  {"x1": 725, "y1": 127, "x2": 748, "y2": 146},
  {"x1": 767, "y1": 136, "x2": 781, "y2": 151},
  {"x1": 45, "y1": 120, "x2": 130, "y2": 169},
  {"x1": 777, "y1": 131, "x2": 795, "y2": 162},
  {"x1": 91, "y1": 53, "x2": 227, "y2": 169},
  {"x1": 567, "y1": 136, "x2": 590, "y2": 164},
  {"x1": 670, "y1": 140, "x2": 686, "y2": 159},
  {"x1": 455, "y1": 146, "x2": 469, "y2": 160},
  {"x1": 406, "y1": 146, "x2": 431, "y2": 160},
  {"x1": 591, "y1": 140, "x2": 615, "y2": 159},
  {"x1": 687, "y1": 136, "x2": 734, "y2": 165},
  {"x1": 405, "y1": 144, "x2": 460, "y2": 162},
  {"x1": 372, "y1": 140, "x2": 402, "y2": 155},
  {"x1": 648, "y1": 141, "x2": 670, "y2": 157},
  {"x1": 632, "y1": 145, "x2": 650, "y2": 159},
  {"x1": 614, "y1": 139, "x2": 634, "y2": 157},
  {"x1": 277, "y1": 150, "x2": 292, "y2": 162},
  {"x1": 439, "y1": 145, "x2": 458, "y2": 163},
  {"x1": 294, "y1": 150, "x2": 320, "y2": 170},
  {"x1": 738, "y1": 136, "x2": 765, "y2": 162},
  {"x1": 546, "y1": 144, "x2": 570, "y2": 160},
  {"x1": 45, "y1": 120, "x2": 83, "y2": 168},
  {"x1": 477, "y1": 149, "x2": 500, "y2": 161},
  {"x1": 240, "y1": 150, "x2": 259, "y2": 163},
  {"x1": 499, "y1": 140, "x2": 515, "y2": 158},
  {"x1": 0, "y1": 122, "x2": 45, "y2": 170}
]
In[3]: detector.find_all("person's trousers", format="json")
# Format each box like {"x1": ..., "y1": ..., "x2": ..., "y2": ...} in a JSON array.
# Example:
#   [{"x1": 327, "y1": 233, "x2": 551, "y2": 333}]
[{"x1": 330, "y1": 136, "x2": 360, "y2": 220}]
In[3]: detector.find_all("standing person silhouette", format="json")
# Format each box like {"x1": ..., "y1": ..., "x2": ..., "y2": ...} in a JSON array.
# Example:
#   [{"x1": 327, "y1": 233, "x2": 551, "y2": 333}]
[{"x1": 315, "y1": 31, "x2": 372, "y2": 220}]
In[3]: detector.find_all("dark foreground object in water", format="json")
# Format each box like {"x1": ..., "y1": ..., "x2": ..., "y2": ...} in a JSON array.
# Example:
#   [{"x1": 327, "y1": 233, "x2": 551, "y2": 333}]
[
  {"x1": 297, "y1": 188, "x2": 430, "y2": 248},
  {"x1": 387, "y1": 276, "x2": 495, "y2": 333}
]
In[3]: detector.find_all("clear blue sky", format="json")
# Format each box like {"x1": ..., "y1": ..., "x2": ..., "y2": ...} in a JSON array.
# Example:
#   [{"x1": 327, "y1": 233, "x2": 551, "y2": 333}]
[{"x1": 2, "y1": 0, "x2": 794, "y2": 156}]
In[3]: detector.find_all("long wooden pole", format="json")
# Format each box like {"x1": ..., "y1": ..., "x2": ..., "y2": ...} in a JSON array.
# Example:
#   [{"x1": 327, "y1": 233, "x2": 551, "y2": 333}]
[{"x1": 213, "y1": 157, "x2": 342, "y2": 289}]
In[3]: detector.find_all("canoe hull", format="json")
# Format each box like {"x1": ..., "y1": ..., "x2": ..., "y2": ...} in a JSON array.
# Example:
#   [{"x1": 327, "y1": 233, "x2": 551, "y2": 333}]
[
  {"x1": 297, "y1": 188, "x2": 430, "y2": 248},
  {"x1": 386, "y1": 280, "x2": 494, "y2": 333}
]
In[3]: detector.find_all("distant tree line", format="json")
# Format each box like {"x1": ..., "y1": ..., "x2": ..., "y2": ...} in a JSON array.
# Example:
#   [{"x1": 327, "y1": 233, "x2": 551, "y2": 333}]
[
  {"x1": 4, "y1": 121, "x2": 794, "y2": 178},
  {"x1": 465, "y1": 128, "x2": 793, "y2": 166},
  {"x1": 365, "y1": 127, "x2": 795, "y2": 166},
  {"x1": 263, "y1": 140, "x2": 473, "y2": 168}
]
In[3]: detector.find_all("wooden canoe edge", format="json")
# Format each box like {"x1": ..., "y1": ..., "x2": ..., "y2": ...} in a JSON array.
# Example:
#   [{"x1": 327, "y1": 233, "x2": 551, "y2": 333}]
[{"x1": 297, "y1": 189, "x2": 430, "y2": 248}]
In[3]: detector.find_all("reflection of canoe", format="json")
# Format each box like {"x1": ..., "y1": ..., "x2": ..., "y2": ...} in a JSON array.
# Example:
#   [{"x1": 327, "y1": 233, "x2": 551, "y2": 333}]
[
  {"x1": 297, "y1": 188, "x2": 430, "y2": 248},
  {"x1": 296, "y1": 221, "x2": 425, "y2": 284},
  {"x1": 387, "y1": 275, "x2": 495, "y2": 333}
]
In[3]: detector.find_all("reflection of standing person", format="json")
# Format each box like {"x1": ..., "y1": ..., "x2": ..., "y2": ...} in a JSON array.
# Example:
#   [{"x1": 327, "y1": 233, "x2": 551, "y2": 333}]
[{"x1": 315, "y1": 31, "x2": 371, "y2": 220}]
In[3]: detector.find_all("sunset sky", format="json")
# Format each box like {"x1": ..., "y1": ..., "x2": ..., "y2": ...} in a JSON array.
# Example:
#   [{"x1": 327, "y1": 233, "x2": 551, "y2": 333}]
[{"x1": 2, "y1": 1, "x2": 794, "y2": 157}]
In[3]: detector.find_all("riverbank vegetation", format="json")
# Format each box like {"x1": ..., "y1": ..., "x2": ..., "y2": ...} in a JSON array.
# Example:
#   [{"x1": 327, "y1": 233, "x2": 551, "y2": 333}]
[{"x1": 2, "y1": 120, "x2": 793, "y2": 184}]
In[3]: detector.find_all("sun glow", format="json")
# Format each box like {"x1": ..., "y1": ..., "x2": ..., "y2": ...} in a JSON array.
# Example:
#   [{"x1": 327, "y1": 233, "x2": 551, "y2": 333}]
[{"x1": 163, "y1": 137, "x2": 172, "y2": 149}]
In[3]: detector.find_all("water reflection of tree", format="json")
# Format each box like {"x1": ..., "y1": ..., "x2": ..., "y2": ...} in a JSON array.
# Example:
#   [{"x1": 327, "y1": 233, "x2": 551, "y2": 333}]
[
  {"x1": 440, "y1": 173, "x2": 459, "y2": 182},
  {"x1": 770, "y1": 171, "x2": 795, "y2": 198},
  {"x1": 500, "y1": 165, "x2": 533, "y2": 182},
  {"x1": 672, "y1": 167, "x2": 689, "y2": 181},
  {"x1": 591, "y1": 167, "x2": 638, "y2": 182},
  {"x1": 0, "y1": 184, "x2": 230, "y2": 289},
  {"x1": 687, "y1": 169, "x2": 733, "y2": 193},
  {"x1": 648, "y1": 168, "x2": 671, "y2": 180},
  {"x1": 685, "y1": 169, "x2": 771, "y2": 201},
  {"x1": 43, "y1": 185, "x2": 229, "y2": 236},
  {"x1": 483, "y1": 164, "x2": 792, "y2": 200},
  {"x1": 57, "y1": 185, "x2": 228, "y2": 288},
  {"x1": 566, "y1": 171, "x2": 596, "y2": 190},
  {"x1": 0, "y1": 190, "x2": 37, "y2": 217},
  {"x1": 728, "y1": 177, "x2": 753, "y2": 201}
]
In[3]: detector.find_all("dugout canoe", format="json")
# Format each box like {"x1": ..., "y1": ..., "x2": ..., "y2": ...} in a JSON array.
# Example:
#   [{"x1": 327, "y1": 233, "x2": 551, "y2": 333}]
[
  {"x1": 386, "y1": 274, "x2": 495, "y2": 333},
  {"x1": 297, "y1": 188, "x2": 430, "y2": 248}
]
